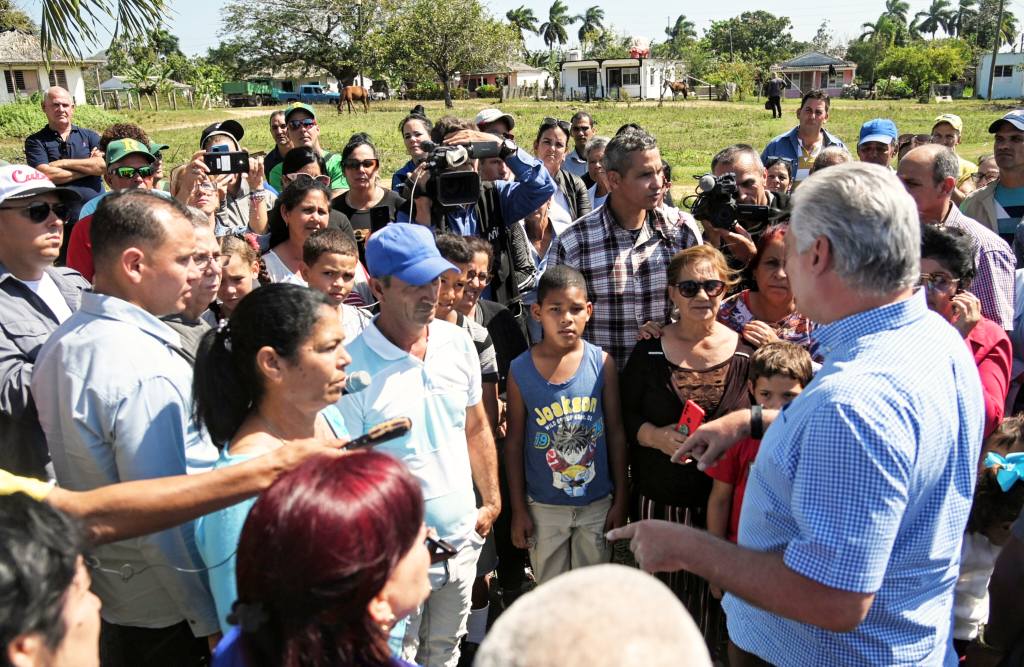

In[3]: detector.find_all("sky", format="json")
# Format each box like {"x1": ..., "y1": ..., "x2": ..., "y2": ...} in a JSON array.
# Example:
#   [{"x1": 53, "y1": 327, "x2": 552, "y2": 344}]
[{"x1": 20, "y1": 0, "x2": 1024, "y2": 57}]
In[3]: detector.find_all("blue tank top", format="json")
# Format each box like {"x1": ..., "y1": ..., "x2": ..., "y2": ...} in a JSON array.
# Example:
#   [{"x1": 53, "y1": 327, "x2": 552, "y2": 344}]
[{"x1": 510, "y1": 341, "x2": 612, "y2": 506}]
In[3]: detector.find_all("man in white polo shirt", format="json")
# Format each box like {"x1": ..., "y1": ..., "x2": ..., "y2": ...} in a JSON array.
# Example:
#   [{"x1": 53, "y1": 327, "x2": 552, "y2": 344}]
[{"x1": 338, "y1": 223, "x2": 500, "y2": 667}]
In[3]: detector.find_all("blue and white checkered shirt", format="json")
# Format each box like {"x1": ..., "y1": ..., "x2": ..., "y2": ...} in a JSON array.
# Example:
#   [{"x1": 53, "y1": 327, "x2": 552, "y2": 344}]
[{"x1": 724, "y1": 292, "x2": 984, "y2": 666}]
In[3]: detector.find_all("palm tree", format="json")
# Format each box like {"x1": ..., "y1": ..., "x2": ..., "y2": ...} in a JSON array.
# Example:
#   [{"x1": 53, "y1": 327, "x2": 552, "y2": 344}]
[
  {"x1": 914, "y1": 0, "x2": 954, "y2": 38},
  {"x1": 665, "y1": 14, "x2": 697, "y2": 42},
  {"x1": 506, "y1": 6, "x2": 539, "y2": 46},
  {"x1": 883, "y1": 0, "x2": 911, "y2": 24},
  {"x1": 859, "y1": 14, "x2": 900, "y2": 44},
  {"x1": 40, "y1": 0, "x2": 164, "y2": 63},
  {"x1": 539, "y1": 0, "x2": 575, "y2": 51},
  {"x1": 950, "y1": 0, "x2": 977, "y2": 36},
  {"x1": 576, "y1": 6, "x2": 604, "y2": 46},
  {"x1": 999, "y1": 9, "x2": 1019, "y2": 46}
]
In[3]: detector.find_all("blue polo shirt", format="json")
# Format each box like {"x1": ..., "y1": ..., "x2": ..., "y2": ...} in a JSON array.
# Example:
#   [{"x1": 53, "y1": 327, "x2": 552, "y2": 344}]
[
  {"x1": 24, "y1": 124, "x2": 103, "y2": 204},
  {"x1": 723, "y1": 293, "x2": 984, "y2": 666}
]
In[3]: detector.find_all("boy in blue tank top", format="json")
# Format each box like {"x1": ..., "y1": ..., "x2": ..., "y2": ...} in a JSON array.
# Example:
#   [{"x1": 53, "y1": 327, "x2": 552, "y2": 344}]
[{"x1": 504, "y1": 266, "x2": 628, "y2": 584}]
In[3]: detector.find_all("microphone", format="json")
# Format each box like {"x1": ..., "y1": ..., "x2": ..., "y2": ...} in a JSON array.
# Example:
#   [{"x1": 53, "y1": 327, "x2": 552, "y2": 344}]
[
  {"x1": 343, "y1": 370, "x2": 371, "y2": 395},
  {"x1": 697, "y1": 173, "x2": 717, "y2": 193}
]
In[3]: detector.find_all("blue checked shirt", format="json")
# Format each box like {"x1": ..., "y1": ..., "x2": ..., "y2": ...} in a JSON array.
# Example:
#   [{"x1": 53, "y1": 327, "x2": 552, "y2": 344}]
[{"x1": 723, "y1": 293, "x2": 984, "y2": 666}]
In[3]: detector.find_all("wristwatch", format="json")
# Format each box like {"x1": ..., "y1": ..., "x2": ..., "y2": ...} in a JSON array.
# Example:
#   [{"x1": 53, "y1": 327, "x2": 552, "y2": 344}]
[
  {"x1": 499, "y1": 138, "x2": 518, "y2": 160},
  {"x1": 750, "y1": 405, "x2": 764, "y2": 440}
]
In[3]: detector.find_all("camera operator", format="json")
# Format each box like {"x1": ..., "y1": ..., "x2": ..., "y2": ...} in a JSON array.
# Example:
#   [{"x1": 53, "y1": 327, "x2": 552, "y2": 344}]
[
  {"x1": 399, "y1": 116, "x2": 555, "y2": 313},
  {"x1": 698, "y1": 144, "x2": 788, "y2": 264}
]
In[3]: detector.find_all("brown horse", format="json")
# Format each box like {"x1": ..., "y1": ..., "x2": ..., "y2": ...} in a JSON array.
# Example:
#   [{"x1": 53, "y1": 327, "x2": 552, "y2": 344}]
[
  {"x1": 339, "y1": 85, "x2": 370, "y2": 114},
  {"x1": 664, "y1": 79, "x2": 689, "y2": 100}
]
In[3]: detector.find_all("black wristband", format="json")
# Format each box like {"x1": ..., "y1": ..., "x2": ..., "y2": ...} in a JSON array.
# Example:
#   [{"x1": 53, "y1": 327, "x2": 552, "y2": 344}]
[{"x1": 750, "y1": 405, "x2": 764, "y2": 440}]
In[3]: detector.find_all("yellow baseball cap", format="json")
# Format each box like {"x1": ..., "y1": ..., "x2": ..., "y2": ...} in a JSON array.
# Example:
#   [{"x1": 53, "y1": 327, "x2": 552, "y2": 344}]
[{"x1": 933, "y1": 114, "x2": 963, "y2": 133}]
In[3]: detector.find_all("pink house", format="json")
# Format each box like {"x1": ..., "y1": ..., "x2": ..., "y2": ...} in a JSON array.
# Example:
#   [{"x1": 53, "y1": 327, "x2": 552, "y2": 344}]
[{"x1": 770, "y1": 52, "x2": 856, "y2": 99}]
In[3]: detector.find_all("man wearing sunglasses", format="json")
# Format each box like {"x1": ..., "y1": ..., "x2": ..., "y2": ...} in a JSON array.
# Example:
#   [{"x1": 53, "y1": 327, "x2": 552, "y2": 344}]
[
  {"x1": 0, "y1": 165, "x2": 86, "y2": 480},
  {"x1": 267, "y1": 103, "x2": 348, "y2": 195}
]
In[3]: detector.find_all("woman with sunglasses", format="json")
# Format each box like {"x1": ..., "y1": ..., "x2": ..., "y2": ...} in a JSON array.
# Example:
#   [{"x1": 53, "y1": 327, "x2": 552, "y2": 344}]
[
  {"x1": 211, "y1": 449, "x2": 439, "y2": 667},
  {"x1": 194, "y1": 283, "x2": 352, "y2": 636},
  {"x1": 332, "y1": 134, "x2": 406, "y2": 249},
  {"x1": 716, "y1": 225, "x2": 814, "y2": 351},
  {"x1": 533, "y1": 118, "x2": 591, "y2": 222},
  {"x1": 619, "y1": 244, "x2": 751, "y2": 659},
  {"x1": 920, "y1": 224, "x2": 1011, "y2": 438},
  {"x1": 392, "y1": 107, "x2": 433, "y2": 191}
]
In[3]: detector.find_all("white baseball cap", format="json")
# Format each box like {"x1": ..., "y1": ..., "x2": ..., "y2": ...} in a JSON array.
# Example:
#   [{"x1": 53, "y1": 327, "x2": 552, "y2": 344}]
[
  {"x1": 0, "y1": 165, "x2": 81, "y2": 205},
  {"x1": 989, "y1": 109, "x2": 1024, "y2": 133},
  {"x1": 474, "y1": 108, "x2": 516, "y2": 130}
]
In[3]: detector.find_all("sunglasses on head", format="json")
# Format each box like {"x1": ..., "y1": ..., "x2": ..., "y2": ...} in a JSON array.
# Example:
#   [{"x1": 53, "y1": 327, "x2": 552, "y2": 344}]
[
  {"x1": 343, "y1": 158, "x2": 379, "y2": 170},
  {"x1": 675, "y1": 279, "x2": 727, "y2": 298},
  {"x1": 288, "y1": 118, "x2": 317, "y2": 130},
  {"x1": 112, "y1": 166, "x2": 154, "y2": 179},
  {"x1": 283, "y1": 173, "x2": 331, "y2": 187},
  {"x1": 764, "y1": 155, "x2": 795, "y2": 173},
  {"x1": 542, "y1": 117, "x2": 571, "y2": 134},
  {"x1": 426, "y1": 535, "x2": 457, "y2": 564},
  {"x1": 0, "y1": 200, "x2": 71, "y2": 223}
]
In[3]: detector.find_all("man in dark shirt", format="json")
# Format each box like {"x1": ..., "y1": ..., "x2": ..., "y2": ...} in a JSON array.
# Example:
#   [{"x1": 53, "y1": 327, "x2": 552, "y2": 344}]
[
  {"x1": 24, "y1": 87, "x2": 103, "y2": 221},
  {"x1": 263, "y1": 110, "x2": 290, "y2": 177}
]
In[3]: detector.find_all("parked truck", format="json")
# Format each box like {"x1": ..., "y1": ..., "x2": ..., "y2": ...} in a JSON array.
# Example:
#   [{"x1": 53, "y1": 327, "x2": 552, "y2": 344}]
[
  {"x1": 276, "y1": 84, "x2": 341, "y2": 105},
  {"x1": 222, "y1": 80, "x2": 282, "y2": 107}
]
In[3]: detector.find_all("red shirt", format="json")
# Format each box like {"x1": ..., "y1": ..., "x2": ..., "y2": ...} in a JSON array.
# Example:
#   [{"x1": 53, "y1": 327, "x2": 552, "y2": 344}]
[
  {"x1": 705, "y1": 436, "x2": 761, "y2": 542},
  {"x1": 966, "y1": 316, "x2": 1012, "y2": 438}
]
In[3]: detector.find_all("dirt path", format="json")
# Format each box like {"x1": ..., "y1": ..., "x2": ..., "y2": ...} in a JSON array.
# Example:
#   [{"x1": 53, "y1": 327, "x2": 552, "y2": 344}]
[{"x1": 146, "y1": 108, "x2": 272, "y2": 131}]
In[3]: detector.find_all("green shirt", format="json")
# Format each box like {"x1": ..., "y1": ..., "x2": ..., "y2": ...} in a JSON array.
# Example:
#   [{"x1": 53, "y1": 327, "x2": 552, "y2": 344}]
[{"x1": 268, "y1": 151, "x2": 348, "y2": 191}]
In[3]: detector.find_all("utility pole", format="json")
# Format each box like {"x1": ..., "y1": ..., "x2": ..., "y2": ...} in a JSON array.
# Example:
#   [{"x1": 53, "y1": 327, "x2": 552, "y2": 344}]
[{"x1": 988, "y1": 0, "x2": 1006, "y2": 100}]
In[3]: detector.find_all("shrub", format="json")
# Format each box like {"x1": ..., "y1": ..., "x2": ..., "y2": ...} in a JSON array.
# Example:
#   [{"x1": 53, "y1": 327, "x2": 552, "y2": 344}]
[
  {"x1": 475, "y1": 84, "x2": 500, "y2": 98},
  {"x1": 0, "y1": 97, "x2": 125, "y2": 139},
  {"x1": 875, "y1": 77, "x2": 914, "y2": 99}
]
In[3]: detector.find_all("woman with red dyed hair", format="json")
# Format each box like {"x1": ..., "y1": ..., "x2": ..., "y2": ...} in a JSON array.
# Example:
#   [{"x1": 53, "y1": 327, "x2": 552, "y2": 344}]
[{"x1": 212, "y1": 450, "x2": 439, "y2": 667}]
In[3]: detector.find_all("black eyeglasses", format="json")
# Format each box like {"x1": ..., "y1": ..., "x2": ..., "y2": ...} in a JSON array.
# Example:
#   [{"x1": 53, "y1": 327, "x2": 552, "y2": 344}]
[
  {"x1": 917, "y1": 272, "x2": 960, "y2": 294},
  {"x1": 288, "y1": 118, "x2": 317, "y2": 130},
  {"x1": 343, "y1": 158, "x2": 379, "y2": 170},
  {"x1": 426, "y1": 535, "x2": 457, "y2": 564},
  {"x1": 542, "y1": 117, "x2": 571, "y2": 134},
  {"x1": 0, "y1": 200, "x2": 72, "y2": 223},
  {"x1": 112, "y1": 166, "x2": 155, "y2": 179},
  {"x1": 675, "y1": 279, "x2": 727, "y2": 298}
]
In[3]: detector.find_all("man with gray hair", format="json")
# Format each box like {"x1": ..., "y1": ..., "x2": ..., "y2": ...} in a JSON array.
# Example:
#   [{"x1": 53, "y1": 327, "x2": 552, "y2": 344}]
[
  {"x1": 584, "y1": 135, "x2": 610, "y2": 209},
  {"x1": 810, "y1": 145, "x2": 852, "y2": 174},
  {"x1": 898, "y1": 144, "x2": 1015, "y2": 330},
  {"x1": 612, "y1": 162, "x2": 984, "y2": 665},
  {"x1": 546, "y1": 127, "x2": 699, "y2": 370}
]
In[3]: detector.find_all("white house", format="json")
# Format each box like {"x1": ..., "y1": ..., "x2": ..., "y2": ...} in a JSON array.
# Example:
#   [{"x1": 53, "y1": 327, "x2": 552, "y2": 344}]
[
  {"x1": 0, "y1": 31, "x2": 102, "y2": 105},
  {"x1": 560, "y1": 50, "x2": 681, "y2": 101},
  {"x1": 976, "y1": 53, "x2": 1024, "y2": 99}
]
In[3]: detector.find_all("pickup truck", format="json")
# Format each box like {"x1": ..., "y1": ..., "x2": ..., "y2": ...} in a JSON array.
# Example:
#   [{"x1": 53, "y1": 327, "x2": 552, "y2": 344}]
[{"x1": 277, "y1": 85, "x2": 341, "y2": 105}]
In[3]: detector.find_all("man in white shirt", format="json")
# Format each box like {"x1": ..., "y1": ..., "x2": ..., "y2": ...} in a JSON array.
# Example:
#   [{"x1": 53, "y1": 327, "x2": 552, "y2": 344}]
[{"x1": 0, "y1": 165, "x2": 87, "y2": 479}]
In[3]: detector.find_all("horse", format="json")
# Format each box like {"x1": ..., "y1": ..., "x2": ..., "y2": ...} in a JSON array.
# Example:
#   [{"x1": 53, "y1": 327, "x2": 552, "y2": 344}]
[
  {"x1": 339, "y1": 85, "x2": 370, "y2": 114},
  {"x1": 663, "y1": 79, "x2": 689, "y2": 100}
]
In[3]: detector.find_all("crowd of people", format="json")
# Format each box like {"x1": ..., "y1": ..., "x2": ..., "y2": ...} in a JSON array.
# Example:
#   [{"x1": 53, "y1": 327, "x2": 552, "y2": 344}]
[{"x1": 2, "y1": 83, "x2": 1024, "y2": 667}]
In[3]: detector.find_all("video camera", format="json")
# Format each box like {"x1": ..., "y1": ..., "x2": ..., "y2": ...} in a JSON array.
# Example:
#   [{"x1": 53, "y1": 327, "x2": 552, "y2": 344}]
[
  {"x1": 418, "y1": 140, "x2": 501, "y2": 207},
  {"x1": 687, "y1": 173, "x2": 778, "y2": 231}
]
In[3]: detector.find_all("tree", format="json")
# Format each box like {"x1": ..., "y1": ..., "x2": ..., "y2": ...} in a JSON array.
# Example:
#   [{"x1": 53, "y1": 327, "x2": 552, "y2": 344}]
[
  {"x1": 859, "y1": 15, "x2": 902, "y2": 45},
  {"x1": 951, "y1": 0, "x2": 977, "y2": 37},
  {"x1": 884, "y1": 0, "x2": 912, "y2": 24},
  {"x1": 915, "y1": 0, "x2": 955, "y2": 38},
  {"x1": 539, "y1": 0, "x2": 575, "y2": 51},
  {"x1": 846, "y1": 39, "x2": 888, "y2": 83},
  {"x1": 576, "y1": 6, "x2": 604, "y2": 50},
  {"x1": 876, "y1": 40, "x2": 970, "y2": 98},
  {"x1": 385, "y1": 0, "x2": 517, "y2": 107},
  {"x1": 962, "y1": 0, "x2": 1018, "y2": 47},
  {"x1": 585, "y1": 26, "x2": 630, "y2": 59},
  {"x1": 705, "y1": 11, "x2": 795, "y2": 69},
  {"x1": 506, "y1": 6, "x2": 538, "y2": 47},
  {"x1": 205, "y1": 42, "x2": 247, "y2": 81},
  {"x1": 39, "y1": 0, "x2": 164, "y2": 63},
  {"x1": 0, "y1": 0, "x2": 35, "y2": 33},
  {"x1": 665, "y1": 15, "x2": 696, "y2": 42}
]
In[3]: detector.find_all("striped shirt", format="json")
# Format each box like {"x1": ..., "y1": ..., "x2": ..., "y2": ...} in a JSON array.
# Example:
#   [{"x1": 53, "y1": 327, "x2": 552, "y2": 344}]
[
  {"x1": 544, "y1": 198, "x2": 698, "y2": 370},
  {"x1": 941, "y1": 205, "x2": 1016, "y2": 330}
]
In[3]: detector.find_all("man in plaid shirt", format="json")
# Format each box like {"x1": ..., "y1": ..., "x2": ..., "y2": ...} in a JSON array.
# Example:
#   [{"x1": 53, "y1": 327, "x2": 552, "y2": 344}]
[
  {"x1": 898, "y1": 144, "x2": 1015, "y2": 330},
  {"x1": 544, "y1": 128, "x2": 699, "y2": 370}
]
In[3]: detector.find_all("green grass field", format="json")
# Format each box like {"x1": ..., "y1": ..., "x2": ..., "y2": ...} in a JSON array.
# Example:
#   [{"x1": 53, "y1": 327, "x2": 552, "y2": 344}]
[{"x1": 2, "y1": 97, "x2": 1022, "y2": 199}]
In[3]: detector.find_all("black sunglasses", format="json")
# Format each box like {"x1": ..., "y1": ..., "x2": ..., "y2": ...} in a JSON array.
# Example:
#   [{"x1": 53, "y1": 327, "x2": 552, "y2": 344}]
[
  {"x1": 343, "y1": 158, "x2": 379, "y2": 170},
  {"x1": 0, "y1": 200, "x2": 72, "y2": 223},
  {"x1": 675, "y1": 279, "x2": 727, "y2": 298},
  {"x1": 426, "y1": 535, "x2": 457, "y2": 564},
  {"x1": 288, "y1": 118, "x2": 317, "y2": 130},
  {"x1": 542, "y1": 117, "x2": 571, "y2": 134}
]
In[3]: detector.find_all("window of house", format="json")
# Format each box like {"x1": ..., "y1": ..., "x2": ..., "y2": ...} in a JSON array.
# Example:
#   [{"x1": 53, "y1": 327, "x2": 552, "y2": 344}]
[
  {"x1": 827, "y1": 69, "x2": 843, "y2": 88},
  {"x1": 995, "y1": 65, "x2": 1014, "y2": 78},
  {"x1": 4, "y1": 69, "x2": 38, "y2": 95},
  {"x1": 579, "y1": 69, "x2": 598, "y2": 88},
  {"x1": 621, "y1": 67, "x2": 640, "y2": 86},
  {"x1": 47, "y1": 70, "x2": 68, "y2": 88}
]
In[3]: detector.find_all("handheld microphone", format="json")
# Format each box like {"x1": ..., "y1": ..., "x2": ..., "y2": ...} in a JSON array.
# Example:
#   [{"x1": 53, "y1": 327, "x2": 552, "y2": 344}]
[
  {"x1": 345, "y1": 417, "x2": 412, "y2": 450},
  {"x1": 343, "y1": 370, "x2": 372, "y2": 395}
]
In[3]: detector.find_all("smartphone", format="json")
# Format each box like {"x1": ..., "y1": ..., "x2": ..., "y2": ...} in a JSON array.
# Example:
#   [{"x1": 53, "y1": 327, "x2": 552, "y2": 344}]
[
  {"x1": 675, "y1": 399, "x2": 705, "y2": 437},
  {"x1": 369, "y1": 205, "x2": 391, "y2": 233},
  {"x1": 345, "y1": 417, "x2": 412, "y2": 450},
  {"x1": 204, "y1": 150, "x2": 250, "y2": 175}
]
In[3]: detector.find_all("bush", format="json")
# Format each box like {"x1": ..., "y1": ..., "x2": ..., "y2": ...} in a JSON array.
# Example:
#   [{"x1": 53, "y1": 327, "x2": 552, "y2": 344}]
[
  {"x1": 875, "y1": 77, "x2": 914, "y2": 99},
  {"x1": 405, "y1": 83, "x2": 470, "y2": 101},
  {"x1": 475, "y1": 84, "x2": 500, "y2": 98},
  {"x1": 0, "y1": 97, "x2": 125, "y2": 138}
]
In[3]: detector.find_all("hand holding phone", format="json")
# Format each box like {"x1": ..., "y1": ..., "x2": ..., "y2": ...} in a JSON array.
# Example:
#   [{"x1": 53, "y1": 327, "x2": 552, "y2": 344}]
[
  {"x1": 203, "y1": 148, "x2": 250, "y2": 175},
  {"x1": 676, "y1": 399, "x2": 705, "y2": 437}
]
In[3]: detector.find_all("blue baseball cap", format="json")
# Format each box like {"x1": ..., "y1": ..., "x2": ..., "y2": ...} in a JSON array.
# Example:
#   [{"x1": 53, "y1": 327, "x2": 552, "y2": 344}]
[
  {"x1": 989, "y1": 109, "x2": 1024, "y2": 133},
  {"x1": 859, "y1": 118, "x2": 898, "y2": 146},
  {"x1": 365, "y1": 223, "x2": 458, "y2": 286}
]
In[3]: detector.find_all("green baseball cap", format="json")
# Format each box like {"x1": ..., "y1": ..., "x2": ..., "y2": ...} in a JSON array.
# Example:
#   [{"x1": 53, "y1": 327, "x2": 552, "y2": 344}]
[
  {"x1": 148, "y1": 141, "x2": 170, "y2": 157},
  {"x1": 105, "y1": 138, "x2": 154, "y2": 166},
  {"x1": 284, "y1": 102, "x2": 316, "y2": 122}
]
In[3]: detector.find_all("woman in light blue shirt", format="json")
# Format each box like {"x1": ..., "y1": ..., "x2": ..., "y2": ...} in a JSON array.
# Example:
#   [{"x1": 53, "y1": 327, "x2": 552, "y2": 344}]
[{"x1": 193, "y1": 283, "x2": 352, "y2": 632}]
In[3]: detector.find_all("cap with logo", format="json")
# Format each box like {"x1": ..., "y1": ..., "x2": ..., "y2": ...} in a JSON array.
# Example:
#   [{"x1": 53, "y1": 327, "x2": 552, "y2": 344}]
[
  {"x1": 104, "y1": 139, "x2": 154, "y2": 166},
  {"x1": 200, "y1": 120, "x2": 245, "y2": 149},
  {"x1": 365, "y1": 223, "x2": 458, "y2": 286},
  {"x1": 0, "y1": 165, "x2": 81, "y2": 205},
  {"x1": 474, "y1": 108, "x2": 516, "y2": 131},
  {"x1": 989, "y1": 110, "x2": 1024, "y2": 133},
  {"x1": 284, "y1": 103, "x2": 317, "y2": 122},
  {"x1": 933, "y1": 114, "x2": 963, "y2": 134},
  {"x1": 858, "y1": 118, "x2": 898, "y2": 146}
]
